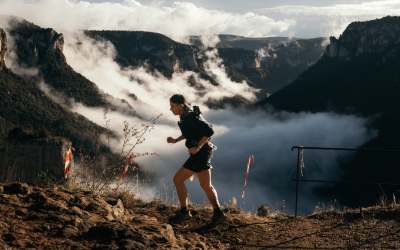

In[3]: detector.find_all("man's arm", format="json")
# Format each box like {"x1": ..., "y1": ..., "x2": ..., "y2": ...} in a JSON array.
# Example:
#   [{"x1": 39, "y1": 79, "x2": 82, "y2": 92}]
[
  {"x1": 167, "y1": 135, "x2": 185, "y2": 144},
  {"x1": 174, "y1": 135, "x2": 185, "y2": 143},
  {"x1": 189, "y1": 136, "x2": 209, "y2": 154}
]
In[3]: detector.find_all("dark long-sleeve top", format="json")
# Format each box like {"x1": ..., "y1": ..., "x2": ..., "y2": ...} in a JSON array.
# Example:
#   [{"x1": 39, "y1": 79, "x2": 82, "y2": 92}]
[{"x1": 177, "y1": 108, "x2": 214, "y2": 149}]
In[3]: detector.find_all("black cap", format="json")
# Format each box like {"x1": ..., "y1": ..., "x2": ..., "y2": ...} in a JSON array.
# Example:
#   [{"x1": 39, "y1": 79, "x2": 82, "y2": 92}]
[{"x1": 170, "y1": 94, "x2": 189, "y2": 107}]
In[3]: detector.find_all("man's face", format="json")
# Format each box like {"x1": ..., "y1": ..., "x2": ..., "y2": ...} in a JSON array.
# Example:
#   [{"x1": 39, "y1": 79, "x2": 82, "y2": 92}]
[{"x1": 170, "y1": 102, "x2": 184, "y2": 116}]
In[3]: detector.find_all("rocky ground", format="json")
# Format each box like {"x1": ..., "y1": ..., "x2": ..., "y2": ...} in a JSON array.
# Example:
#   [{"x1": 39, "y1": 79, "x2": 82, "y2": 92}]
[{"x1": 1, "y1": 182, "x2": 400, "y2": 249}]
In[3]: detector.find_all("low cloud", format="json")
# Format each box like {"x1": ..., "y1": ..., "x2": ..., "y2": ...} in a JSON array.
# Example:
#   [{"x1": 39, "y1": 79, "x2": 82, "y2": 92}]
[
  {"x1": 205, "y1": 108, "x2": 376, "y2": 214},
  {"x1": 63, "y1": 30, "x2": 258, "y2": 120},
  {"x1": 0, "y1": 0, "x2": 296, "y2": 42},
  {"x1": 199, "y1": 34, "x2": 220, "y2": 48},
  {"x1": 257, "y1": 1, "x2": 400, "y2": 17},
  {"x1": 255, "y1": 48, "x2": 270, "y2": 60},
  {"x1": 257, "y1": 0, "x2": 400, "y2": 38}
]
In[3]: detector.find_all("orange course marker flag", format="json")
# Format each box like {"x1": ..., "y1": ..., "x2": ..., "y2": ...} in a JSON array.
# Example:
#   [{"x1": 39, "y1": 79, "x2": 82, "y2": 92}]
[
  {"x1": 64, "y1": 146, "x2": 75, "y2": 180},
  {"x1": 242, "y1": 155, "x2": 254, "y2": 198},
  {"x1": 115, "y1": 152, "x2": 135, "y2": 193}
]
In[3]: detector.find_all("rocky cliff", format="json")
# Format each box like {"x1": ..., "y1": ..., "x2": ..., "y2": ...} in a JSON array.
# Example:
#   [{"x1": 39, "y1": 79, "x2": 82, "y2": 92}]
[
  {"x1": 217, "y1": 48, "x2": 260, "y2": 70},
  {"x1": 84, "y1": 30, "x2": 198, "y2": 76},
  {"x1": 2, "y1": 17, "x2": 137, "y2": 116},
  {"x1": 326, "y1": 16, "x2": 400, "y2": 60},
  {"x1": 7, "y1": 18, "x2": 64, "y2": 68},
  {"x1": 189, "y1": 34, "x2": 290, "y2": 50},
  {"x1": 0, "y1": 28, "x2": 6, "y2": 69}
]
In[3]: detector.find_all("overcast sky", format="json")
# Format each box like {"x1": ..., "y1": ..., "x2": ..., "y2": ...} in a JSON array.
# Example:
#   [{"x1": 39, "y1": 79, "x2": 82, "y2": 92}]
[
  {"x1": 1, "y1": 0, "x2": 399, "y2": 40},
  {"x1": 85, "y1": 0, "x2": 400, "y2": 38}
]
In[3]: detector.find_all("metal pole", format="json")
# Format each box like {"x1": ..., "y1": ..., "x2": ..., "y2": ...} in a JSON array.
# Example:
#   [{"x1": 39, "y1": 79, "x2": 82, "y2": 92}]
[
  {"x1": 360, "y1": 149, "x2": 366, "y2": 217},
  {"x1": 295, "y1": 147, "x2": 301, "y2": 218}
]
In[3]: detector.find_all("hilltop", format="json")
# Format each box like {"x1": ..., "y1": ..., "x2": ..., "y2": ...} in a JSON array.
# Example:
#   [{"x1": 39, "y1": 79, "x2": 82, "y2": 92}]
[{"x1": 1, "y1": 182, "x2": 400, "y2": 249}]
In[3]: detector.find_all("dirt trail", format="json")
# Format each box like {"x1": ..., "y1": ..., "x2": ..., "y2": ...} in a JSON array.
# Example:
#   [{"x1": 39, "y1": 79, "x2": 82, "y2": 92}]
[{"x1": 1, "y1": 182, "x2": 400, "y2": 249}]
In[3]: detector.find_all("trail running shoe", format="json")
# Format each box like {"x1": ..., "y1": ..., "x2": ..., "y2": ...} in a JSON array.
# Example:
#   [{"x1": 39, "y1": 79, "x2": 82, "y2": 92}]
[
  {"x1": 169, "y1": 210, "x2": 192, "y2": 224},
  {"x1": 208, "y1": 213, "x2": 227, "y2": 228}
]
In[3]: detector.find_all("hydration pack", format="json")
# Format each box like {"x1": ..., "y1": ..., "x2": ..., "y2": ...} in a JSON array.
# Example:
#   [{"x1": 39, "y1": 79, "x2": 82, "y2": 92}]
[{"x1": 193, "y1": 105, "x2": 201, "y2": 116}]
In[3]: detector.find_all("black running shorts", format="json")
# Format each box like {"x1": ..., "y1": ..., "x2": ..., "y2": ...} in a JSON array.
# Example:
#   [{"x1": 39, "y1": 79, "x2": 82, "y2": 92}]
[{"x1": 183, "y1": 143, "x2": 214, "y2": 173}]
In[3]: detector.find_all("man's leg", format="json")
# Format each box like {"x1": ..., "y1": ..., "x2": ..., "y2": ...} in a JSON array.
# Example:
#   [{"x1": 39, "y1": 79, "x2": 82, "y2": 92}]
[
  {"x1": 197, "y1": 169, "x2": 226, "y2": 227},
  {"x1": 196, "y1": 169, "x2": 220, "y2": 209},
  {"x1": 173, "y1": 167, "x2": 194, "y2": 208}
]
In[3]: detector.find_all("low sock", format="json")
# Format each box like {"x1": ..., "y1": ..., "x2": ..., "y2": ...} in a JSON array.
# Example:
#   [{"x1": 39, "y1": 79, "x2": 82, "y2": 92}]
[{"x1": 180, "y1": 207, "x2": 188, "y2": 213}]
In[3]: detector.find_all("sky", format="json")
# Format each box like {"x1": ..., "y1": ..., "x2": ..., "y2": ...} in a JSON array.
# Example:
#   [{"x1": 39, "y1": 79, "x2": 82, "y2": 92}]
[
  {"x1": 0, "y1": 0, "x2": 389, "y2": 214},
  {"x1": 0, "y1": 0, "x2": 399, "y2": 40}
]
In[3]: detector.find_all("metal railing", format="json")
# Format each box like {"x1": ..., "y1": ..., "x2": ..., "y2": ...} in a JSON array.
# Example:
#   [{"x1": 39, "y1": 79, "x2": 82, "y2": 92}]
[{"x1": 292, "y1": 146, "x2": 400, "y2": 217}]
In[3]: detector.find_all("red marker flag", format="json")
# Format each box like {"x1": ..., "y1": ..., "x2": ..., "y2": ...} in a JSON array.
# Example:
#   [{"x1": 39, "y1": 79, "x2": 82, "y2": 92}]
[
  {"x1": 115, "y1": 152, "x2": 134, "y2": 193},
  {"x1": 64, "y1": 146, "x2": 75, "y2": 180},
  {"x1": 242, "y1": 155, "x2": 254, "y2": 198}
]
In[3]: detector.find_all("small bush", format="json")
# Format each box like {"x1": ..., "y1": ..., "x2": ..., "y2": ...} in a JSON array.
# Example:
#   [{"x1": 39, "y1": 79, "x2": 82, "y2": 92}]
[
  {"x1": 117, "y1": 191, "x2": 141, "y2": 209},
  {"x1": 223, "y1": 196, "x2": 242, "y2": 214},
  {"x1": 257, "y1": 204, "x2": 271, "y2": 217},
  {"x1": 35, "y1": 170, "x2": 59, "y2": 187}
]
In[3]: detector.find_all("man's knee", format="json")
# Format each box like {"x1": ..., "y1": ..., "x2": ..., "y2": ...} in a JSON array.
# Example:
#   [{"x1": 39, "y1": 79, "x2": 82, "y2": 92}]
[
  {"x1": 200, "y1": 183, "x2": 214, "y2": 192},
  {"x1": 173, "y1": 175, "x2": 180, "y2": 185},
  {"x1": 173, "y1": 174, "x2": 187, "y2": 186}
]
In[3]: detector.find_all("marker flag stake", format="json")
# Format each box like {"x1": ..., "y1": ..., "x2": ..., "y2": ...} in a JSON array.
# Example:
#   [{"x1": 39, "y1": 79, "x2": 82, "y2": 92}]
[
  {"x1": 299, "y1": 147, "x2": 305, "y2": 176},
  {"x1": 64, "y1": 146, "x2": 75, "y2": 180},
  {"x1": 242, "y1": 155, "x2": 254, "y2": 198},
  {"x1": 115, "y1": 152, "x2": 134, "y2": 194}
]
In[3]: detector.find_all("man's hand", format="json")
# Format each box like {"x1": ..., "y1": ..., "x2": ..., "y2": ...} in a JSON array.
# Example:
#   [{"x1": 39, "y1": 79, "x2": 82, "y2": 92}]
[
  {"x1": 167, "y1": 137, "x2": 176, "y2": 143},
  {"x1": 189, "y1": 147, "x2": 200, "y2": 155}
]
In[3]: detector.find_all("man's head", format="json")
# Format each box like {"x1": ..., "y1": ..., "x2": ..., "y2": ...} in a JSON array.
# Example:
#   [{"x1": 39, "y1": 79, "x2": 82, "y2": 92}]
[{"x1": 169, "y1": 94, "x2": 188, "y2": 116}]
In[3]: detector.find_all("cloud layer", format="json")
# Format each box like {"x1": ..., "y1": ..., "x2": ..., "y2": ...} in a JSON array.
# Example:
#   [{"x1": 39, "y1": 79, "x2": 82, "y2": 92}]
[
  {"x1": 258, "y1": 0, "x2": 400, "y2": 17},
  {"x1": 257, "y1": 0, "x2": 400, "y2": 38},
  {"x1": 0, "y1": 0, "x2": 295, "y2": 42}
]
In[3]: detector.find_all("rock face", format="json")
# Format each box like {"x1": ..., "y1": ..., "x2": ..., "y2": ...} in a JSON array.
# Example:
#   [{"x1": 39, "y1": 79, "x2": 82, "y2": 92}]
[
  {"x1": 10, "y1": 27, "x2": 64, "y2": 67},
  {"x1": 84, "y1": 30, "x2": 198, "y2": 76},
  {"x1": 0, "y1": 28, "x2": 7, "y2": 69},
  {"x1": 217, "y1": 48, "x2": 260, "y2": 70},
  {"x1": 3, "y1": 16, "x2": 136, "y2": 117},
  {"x1": 326, "y1": 16, "x2": 400, "y2": 60},
  {"x1": 0, "y1": 136, "x2": 73, "y2": 184},
  {"x1": 5, "y1": 17, "x2": 64, "y2": 68},
  {"x1": 0, "y1": 183, "x2": 181, "y2": 249},
  {"x1": 151, "y1": 40, "x2": 198, "y2": 72}
]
